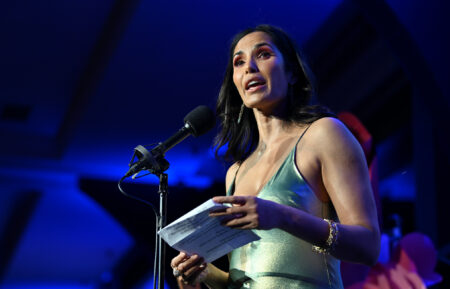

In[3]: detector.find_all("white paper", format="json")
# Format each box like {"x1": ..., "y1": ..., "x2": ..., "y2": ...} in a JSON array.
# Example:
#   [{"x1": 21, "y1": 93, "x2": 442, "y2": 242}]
[{"x1": 158, "y1": 199, "x2": 260, "y2": 262}]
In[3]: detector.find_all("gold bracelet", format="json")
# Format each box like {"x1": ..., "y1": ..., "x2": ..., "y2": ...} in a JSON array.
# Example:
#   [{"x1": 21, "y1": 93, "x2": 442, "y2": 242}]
[{"x1": 312, "y1": 219, "x2": 339, "y2": 254}]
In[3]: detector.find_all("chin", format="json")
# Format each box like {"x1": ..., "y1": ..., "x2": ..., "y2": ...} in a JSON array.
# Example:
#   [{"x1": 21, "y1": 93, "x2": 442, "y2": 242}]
[
  {"x1": 247, "y1": 97, "x2": 285, "y2": 112},
  {"x1": 244, "y1": 93, "x2": 269, "y2": 106}
]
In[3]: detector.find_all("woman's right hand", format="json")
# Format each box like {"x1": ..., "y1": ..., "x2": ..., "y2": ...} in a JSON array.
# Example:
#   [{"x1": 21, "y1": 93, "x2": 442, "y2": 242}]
[{"x1": 171, "y1": 252, "x2": 207, "y2": 285}]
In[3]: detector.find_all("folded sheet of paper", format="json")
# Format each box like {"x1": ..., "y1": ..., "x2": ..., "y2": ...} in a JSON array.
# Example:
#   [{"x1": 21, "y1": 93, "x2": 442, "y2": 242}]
[{"x1": 158, "y1": 199, "x2": 260, "y2": 262}]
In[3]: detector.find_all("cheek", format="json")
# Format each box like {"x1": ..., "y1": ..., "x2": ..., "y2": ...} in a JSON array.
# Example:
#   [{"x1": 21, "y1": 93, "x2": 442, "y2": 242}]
[
  {"x1": 272, "y1": 67, "x2": 289, "y2": 92},
  {"x1": 232, "y1": 72, "x2": 242, "y2": 91}
]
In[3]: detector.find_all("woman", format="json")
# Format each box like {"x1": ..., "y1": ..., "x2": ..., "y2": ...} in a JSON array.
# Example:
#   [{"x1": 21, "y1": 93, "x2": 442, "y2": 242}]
[{"x1": 171, "y1": 25, "x2": 380, "y2": 289}]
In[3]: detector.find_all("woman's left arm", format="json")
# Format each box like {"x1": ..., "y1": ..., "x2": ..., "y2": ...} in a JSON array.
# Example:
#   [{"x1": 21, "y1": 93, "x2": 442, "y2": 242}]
[
  {"x1": 212, "y1": 118, "x2": 380, "y2": 266},
  {"x1": 309, "y1": 117, "x2": 380, "y2": 265}
]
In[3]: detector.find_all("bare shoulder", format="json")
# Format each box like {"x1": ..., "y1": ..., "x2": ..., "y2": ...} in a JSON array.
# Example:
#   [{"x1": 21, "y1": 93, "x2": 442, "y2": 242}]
[
  {"x1": 307, "y1": 117, "x2": 351, "y2": 140},
  {"x1": 305, "y1": 117, "x2": 362, "y2": 157}
]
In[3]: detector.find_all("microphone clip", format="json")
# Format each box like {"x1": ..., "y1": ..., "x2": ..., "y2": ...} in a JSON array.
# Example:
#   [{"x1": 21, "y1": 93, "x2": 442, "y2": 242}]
[{"x1": 126, "y1": 144, "x2": 170, "y2": 178}]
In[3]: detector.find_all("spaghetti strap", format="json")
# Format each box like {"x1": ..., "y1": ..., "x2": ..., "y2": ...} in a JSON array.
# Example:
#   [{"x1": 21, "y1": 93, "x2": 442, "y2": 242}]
[
  {"x1": 233, "y1": 163, "x2": 242, "y2": 182},
  {"x1": 295, "y1": 124, "x2": 312, "y2": 146},
  {"x1": 229, "y1": 123, "x2": 312, "y2": 196},
  {"x1": 226, "y1": 163, "x2": 242, "y2": 196}
]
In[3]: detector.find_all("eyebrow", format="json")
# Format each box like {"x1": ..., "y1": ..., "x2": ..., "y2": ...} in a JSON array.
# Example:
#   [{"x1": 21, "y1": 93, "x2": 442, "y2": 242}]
[{"x1": 233, "y1": 42, "x2": 274, "y2": 58}]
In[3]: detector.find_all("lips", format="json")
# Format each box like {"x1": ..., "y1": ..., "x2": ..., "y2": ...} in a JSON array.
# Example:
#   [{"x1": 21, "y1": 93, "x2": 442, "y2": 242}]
[{"x1": 245, "y1": 77, "x2": 266, "y2": 90}]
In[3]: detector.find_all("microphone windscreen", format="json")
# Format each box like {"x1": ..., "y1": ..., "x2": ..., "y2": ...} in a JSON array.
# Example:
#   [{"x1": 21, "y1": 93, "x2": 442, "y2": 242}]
[{"x1": 184, "y1": 105, "x2": 215, "y2": 137}]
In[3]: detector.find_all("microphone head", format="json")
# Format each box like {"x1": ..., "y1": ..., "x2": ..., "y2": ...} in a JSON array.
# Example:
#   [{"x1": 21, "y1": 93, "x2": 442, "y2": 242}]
[{"x1": 184, "y1": 105, "x2": 215, "y2": 137}]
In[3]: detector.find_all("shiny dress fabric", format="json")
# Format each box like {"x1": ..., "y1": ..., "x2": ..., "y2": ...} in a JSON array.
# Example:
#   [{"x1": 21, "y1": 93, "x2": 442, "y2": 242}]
[{"x1": 226, "y1": 136, "x2": 344, "y2": 289}]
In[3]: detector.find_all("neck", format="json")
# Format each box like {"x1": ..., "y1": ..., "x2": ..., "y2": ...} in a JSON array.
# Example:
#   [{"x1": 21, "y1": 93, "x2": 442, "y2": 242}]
[{"x1": 253, "y1": 107, "x2": 292, "y2": 149}]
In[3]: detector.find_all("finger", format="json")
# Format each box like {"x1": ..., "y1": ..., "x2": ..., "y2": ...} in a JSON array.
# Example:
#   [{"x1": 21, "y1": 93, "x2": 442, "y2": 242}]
[
  {"x1": 213, "y1": 196, "x2": 246, "y2": 205},
  {"x1": 177, "y1": 254, "x2": 202, "y2": 272},
  {"x1": 210, "y1": 205, "x2": 248, "y2": 216},
  {"x1": 209, "y1": 205, "x2": 233, "y2": 217},
  {"x1": 239, "y1": 223, "x2": 257, "y2": 230},
  {"x1": 209, "y1": 209, "x2": 231, "y2": 217},
  {"x1": 211, "y1": 208, "x2": 248, "y2": 224},
  {"x1": 212, "y1": 196, "x2": 229, "y2": 203},
  {"x1": 183, "y1": 259, "x2": 205, "y2": 278},
  {"x1": 186, "y1": 264, "x2": 207, "y2": 285},
  {"x1": 215, "y1": 214, "x2": 237, "y2": 224},
  {"x1": 171, "y1": 252, "x2": 187, "y2": 268},
  {"x1": 222, "y1": 216, "x2": 253, "y2": 229},
  {"x1": 209, "y1": 206, "x2": 228, "y2": 214},
  {"x1": 210, "y1": 212, "x2": 246, "y2": 222}
]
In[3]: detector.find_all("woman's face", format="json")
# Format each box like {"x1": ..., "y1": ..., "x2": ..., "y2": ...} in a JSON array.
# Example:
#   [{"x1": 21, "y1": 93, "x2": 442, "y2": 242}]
[{"x1": 232, "y1": 31, "x2": 292, "y2": 113}]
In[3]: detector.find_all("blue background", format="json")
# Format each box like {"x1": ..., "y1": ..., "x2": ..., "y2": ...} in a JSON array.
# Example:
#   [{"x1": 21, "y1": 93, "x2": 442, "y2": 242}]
[{"x1": 0, "y1": 0, "x2": 449, "y2": 288}]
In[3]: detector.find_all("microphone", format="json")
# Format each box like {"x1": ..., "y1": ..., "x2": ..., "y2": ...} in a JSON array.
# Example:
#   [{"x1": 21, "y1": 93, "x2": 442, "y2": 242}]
[{"x1": 124, "y1": 105, "x2": 215, "y2": 177}]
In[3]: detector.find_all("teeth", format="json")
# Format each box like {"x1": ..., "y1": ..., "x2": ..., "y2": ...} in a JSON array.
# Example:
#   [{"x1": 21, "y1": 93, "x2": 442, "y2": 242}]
[{"x1": 248, "y1": 80, "x2": 261, "y2": 88}]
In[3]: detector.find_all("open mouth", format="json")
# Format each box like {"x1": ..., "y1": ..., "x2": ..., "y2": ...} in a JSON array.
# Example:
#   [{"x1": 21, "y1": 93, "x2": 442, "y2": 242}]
[{"x1": 245, "y1": 79, "x2": 266, "y2": 91}]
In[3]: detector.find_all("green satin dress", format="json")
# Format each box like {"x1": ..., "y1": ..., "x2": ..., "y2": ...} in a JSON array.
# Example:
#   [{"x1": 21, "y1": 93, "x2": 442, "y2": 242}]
[{"x1": 226, "y1": 131, "x2": 344, "y2": 289}]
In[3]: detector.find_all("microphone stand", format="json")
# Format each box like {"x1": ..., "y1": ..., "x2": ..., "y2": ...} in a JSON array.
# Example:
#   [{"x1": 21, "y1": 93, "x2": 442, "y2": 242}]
[
  {"x1": 119, "y1": 145, "x2": 171, "y2": 289},
  {"x1": 119, "y1": 106, "x2": 215, "y2": 288},
  {"x1": 156, "y1": 173, "x2": 168, "y2": 289}
]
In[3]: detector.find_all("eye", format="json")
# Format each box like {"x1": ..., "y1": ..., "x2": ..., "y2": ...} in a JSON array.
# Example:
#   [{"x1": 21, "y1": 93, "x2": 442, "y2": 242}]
[
  {"x1": 233, "y1": 58, "x2": 245, "y2": 67},
  {"x1": 257, "y1": 49, "x2": 272, "y2": 59}
]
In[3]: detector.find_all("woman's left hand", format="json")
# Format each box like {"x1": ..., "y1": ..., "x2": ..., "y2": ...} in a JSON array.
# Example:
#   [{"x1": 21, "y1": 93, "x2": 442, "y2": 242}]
[{"x1": 210, "y1": 196, "x2": 280, "y2": 230}]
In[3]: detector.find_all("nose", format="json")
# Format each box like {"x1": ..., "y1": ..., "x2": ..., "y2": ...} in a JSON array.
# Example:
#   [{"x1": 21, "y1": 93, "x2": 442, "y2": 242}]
[{"x1": 245, "y1": 57, "x2": 258, "y2": 74}]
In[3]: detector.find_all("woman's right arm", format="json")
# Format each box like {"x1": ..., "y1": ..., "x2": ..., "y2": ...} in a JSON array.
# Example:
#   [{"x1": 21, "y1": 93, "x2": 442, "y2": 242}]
[
  {"x1": 202, "y1": 263, "x2": 229, "y2": 289},
  {"x1": 171, "y1": 163, "x2": 239, "y2": 289}
]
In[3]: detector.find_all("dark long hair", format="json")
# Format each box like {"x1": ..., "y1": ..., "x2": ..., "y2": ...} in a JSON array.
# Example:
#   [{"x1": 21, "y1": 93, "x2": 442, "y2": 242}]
[{"x1": 215, "y1": 25, "x2": 334, "y2": 163}]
